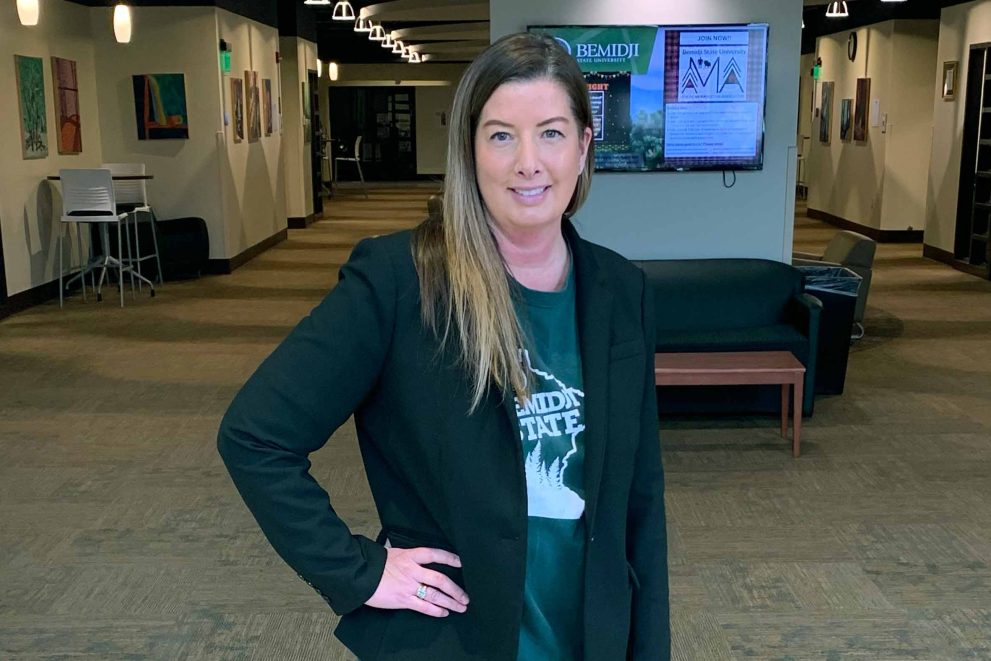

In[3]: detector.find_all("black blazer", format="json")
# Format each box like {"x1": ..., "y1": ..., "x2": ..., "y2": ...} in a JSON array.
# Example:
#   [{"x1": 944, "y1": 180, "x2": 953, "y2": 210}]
[{"x1": 218, "y1": 219, "x2": 670, "y2": 660}]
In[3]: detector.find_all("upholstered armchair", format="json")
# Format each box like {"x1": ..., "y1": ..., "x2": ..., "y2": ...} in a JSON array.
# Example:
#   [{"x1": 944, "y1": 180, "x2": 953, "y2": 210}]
[{"x1": 793, "y1": 230, "x2": 876, "y2": 337}]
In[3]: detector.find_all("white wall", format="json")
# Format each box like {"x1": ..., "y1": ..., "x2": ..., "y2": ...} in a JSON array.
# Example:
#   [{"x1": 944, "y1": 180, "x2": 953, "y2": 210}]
[
  {"x1": 0, "y1": 0, "x2": 103, "y2": 296},
  {"x1": 280, "y1": 36, "x2": 317, "y2": 220},
  {"x1": 91, "y1": 6, "x2": 228, "y2": 257},
  {"x1": 798, "y1": 53, "x2": 816, "y2": 154},
  {"x1": 926, "y1": 0, "x2": 991, "y2": 252},
  {"x1": 882, "y1": 21, "x2": 939, "y2": 232},
  {"x1": 490, "y1": 0, "x2": 802, "y2": 261},
  {"x1": 216, "y1": 9, "x2": 286, "y2": 256},
  {"x1": 806, "y1": 20, "x2": 938, "y2": 233}
]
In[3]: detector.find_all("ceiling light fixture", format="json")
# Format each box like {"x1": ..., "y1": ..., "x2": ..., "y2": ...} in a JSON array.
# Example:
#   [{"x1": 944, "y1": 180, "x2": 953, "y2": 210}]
[
  {"x1": 16, "y1": 0, "x2": 39, "y2": 26},
  {"x1": 328, "y1": 62, "x2": 339, "y2": 81},
  {"x1": 382, "y1": 35, "x2": 395, "y2": 49},
  {"x1": 391, "y1": 39, "x2": 405, "y2": 55},
  {"x1": 368, "y1": 24, "x2": 386, "y2": 41},
  {"x1": 408, "y1": 51, "x2": 421, "y2": 64},
  {"x1": 331, "y1": 0, "x2": 355, "y2": 21},
  {"x1": 317, "y1": 58, "x2": 322, "y2": 78},
  {"x1": 113, "y1": 3, "x2": 132, "y2": 43},
  {"x1": 825, "y1": 1, "x2": 849, "y2": 18},
  {"x1": 303, "y1": 0, "x2": 331, "y2": 5},
  {"x1": 354, "y1": 16, "x2": 372, "y2": 32}
]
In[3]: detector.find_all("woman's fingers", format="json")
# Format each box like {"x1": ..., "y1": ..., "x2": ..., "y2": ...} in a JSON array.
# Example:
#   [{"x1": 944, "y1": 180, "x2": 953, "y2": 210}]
[
  {"x1": 405, "y1": 591, "x2": 450, "y2": 617},
  {"x1": 410, "y1": 546, "x2": 462, "y2": 568},
  {"x1": 414, "y1": 582, "x2": 468, "y2": 613},
  {"x1": 414, "y1": 567, "x2": 470, "y2": 608}
]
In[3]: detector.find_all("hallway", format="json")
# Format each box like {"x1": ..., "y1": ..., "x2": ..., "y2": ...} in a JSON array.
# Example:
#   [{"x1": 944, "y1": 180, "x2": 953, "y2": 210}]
[{"x1": 1, "y1": 190, "x2": 989, "y2": 659}]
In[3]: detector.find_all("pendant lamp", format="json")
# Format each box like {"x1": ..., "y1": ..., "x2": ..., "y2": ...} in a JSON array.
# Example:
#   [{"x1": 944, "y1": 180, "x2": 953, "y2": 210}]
[
  {"x1": 825, "y1": 1, "x2": 849, "y2": 18},
  {"x1": 16, "y1": 0, "x2": 39, "y2": 26},
  {"x1": 331, "y1": 1, "x2": 355, "y2": 21},
  {"x1": 113, "y1": 3, "x2": 132, "y2": 43}
]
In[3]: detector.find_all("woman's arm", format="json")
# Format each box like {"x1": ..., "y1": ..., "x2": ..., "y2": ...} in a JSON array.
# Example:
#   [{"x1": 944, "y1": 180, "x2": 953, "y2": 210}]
[
  {"x1": 626, "y1": 269, "x2": 671, "y2": 660},
  {"x1": 217, "y1": 237, "x2": 395, "y2": 616}
]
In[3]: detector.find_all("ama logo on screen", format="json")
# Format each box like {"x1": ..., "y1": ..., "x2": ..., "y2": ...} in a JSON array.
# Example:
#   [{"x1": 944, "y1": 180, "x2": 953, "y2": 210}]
[{"x1": 681, "y1": 56, "x2": 745, "y2": 96}]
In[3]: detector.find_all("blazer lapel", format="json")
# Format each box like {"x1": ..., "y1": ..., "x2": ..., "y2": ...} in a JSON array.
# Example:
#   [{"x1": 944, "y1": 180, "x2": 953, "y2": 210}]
[{"x1": 564, "y1": 220, "x2": 612, "y2": 538}]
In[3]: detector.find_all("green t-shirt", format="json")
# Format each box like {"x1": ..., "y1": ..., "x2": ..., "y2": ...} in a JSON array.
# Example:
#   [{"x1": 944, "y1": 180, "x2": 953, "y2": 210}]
[{"x1": 512, "y1": 267, "x2": 586, "y2": 661}]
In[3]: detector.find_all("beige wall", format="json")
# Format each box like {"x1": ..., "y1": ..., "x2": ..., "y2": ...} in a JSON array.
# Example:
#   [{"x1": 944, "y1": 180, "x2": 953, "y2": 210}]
[
  {"x1": 926, "y1": 0, "x2": 991, "y2": 252},
  {"x1": 0, "y1": 0, "x2": 103, "y2": 296},
  {"x1": 798, "y1": 53, "x2": 816, "y2": 152},
  {"x1": 280, "y1": 36, "x2": 317, "y2": 220},
  {"x1": 807, "y1": 20, "x2": 938, "y2": 233},
  {"x1": 882, "y1": 21, "x2": 940, "y2": 232},
  {"x1": 91, "y1": 6, "x2": 228, "y2": 257},
  {"x1": 216, "y1": 9, "x2": 286, "y2": 257}
]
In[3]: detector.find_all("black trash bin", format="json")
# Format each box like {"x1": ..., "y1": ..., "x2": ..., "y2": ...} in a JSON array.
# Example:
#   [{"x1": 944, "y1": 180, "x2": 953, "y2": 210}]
[{"x1": 797, "y1": 265, "x2": 862, "y2": 395}]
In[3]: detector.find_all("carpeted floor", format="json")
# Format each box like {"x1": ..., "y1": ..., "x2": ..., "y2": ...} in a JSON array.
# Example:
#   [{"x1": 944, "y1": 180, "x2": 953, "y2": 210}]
[{"x1": 1, "y1": 189, "x2": 989, "y2": 659}]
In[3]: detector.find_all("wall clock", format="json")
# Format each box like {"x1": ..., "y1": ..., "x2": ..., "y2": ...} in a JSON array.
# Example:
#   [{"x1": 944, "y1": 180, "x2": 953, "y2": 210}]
[{"x1": 848, "y1": 32, "x2": 858, "y2": 62}]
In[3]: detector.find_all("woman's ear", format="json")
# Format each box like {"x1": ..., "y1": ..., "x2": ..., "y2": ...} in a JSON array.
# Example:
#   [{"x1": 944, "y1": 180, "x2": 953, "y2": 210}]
[{"x1": 578, "y1": 126, "x2": 593, "y2": 174}]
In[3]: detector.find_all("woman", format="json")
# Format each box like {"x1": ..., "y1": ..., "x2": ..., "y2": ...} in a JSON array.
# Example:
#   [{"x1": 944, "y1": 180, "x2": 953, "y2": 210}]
[{"x1": 218, "y1": 32, "x2": 669, "y2": 660}]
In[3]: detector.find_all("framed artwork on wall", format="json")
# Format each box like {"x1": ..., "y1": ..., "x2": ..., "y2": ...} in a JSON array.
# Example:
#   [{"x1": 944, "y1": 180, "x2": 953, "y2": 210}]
[
  {"x1": 819, "y1": 81, "x2": 834, "y2": 144},
  {"x1": 231, "y1": 77, "x2": 244, "y2": 143},
  {"x1": 943, "y1": 61, "x2": 959, "y2": 101},
  {"x1": 840, "y1": 98, "x2": 852, "y2": 141},
  {"x1": 854, "y1": 77, "x2": 870, "y2": 142},
  {"x1": 14, "y1": 55, "x2": 48, "y2": 159},
  {"x1": 245, "y1": 70, "x2": 261, "y2": 142},
  {"x1": 51, "y1": 57, "x2": 81, "y2": 154},
  {"x1": 132, "y1": 73, "x2": 188, "y2": 139},
  {"x1": 262, "y1": 78, "x2": 273, "y2": 136}
]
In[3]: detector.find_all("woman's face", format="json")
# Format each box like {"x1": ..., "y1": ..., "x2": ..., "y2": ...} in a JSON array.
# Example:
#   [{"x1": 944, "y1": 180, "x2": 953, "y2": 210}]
[{"x1": 474, "y1": 77, "x2": 592, "y2": 238}]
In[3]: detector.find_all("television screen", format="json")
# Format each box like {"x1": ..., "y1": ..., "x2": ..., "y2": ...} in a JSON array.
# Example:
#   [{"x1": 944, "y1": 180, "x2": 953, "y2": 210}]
[{"x1": 528, "y1": 24, "x2": 769, "y2": 172}]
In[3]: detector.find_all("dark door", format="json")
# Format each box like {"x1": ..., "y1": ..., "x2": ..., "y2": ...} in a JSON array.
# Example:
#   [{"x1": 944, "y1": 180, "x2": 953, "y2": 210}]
[
  {"x1": 955, "y1": 46, "x2": 991, "y2": 276},
  {"x1": 308, "y1": 71, "x2": 323, "y2": 217},
  {"x1": 329, "y1": 86, "x2": 417, "y2": 180}
]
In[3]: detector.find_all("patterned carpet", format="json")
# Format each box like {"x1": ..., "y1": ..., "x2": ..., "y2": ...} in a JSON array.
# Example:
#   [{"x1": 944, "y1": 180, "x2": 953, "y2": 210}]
[{"x1": 1, "y1": 189, "x2": 989, "y2": 659}]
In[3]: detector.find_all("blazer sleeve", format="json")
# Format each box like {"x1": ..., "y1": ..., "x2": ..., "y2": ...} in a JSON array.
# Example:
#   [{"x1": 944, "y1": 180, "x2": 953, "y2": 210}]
[
  {"x1": 627, "y1": 269, "x2": 671, "y2": 660},
  {"x1": 217, "y1": 237, "x2": 395, "y2": 616}
]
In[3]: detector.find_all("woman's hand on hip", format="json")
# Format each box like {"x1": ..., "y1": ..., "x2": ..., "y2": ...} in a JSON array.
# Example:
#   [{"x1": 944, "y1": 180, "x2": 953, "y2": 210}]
[{"x1": 365, "y1": 546, "x2": 470, "y2": 617}]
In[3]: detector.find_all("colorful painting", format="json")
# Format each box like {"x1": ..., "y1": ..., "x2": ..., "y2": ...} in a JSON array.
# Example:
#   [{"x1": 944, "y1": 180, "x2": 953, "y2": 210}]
[
  {"x1": 302, "y1": 81, "x2": 311, "y2": 144},
  {"x1": 262, "y1": 78, "x2": 273, "y2": 136},
  {"x1": 245, "y1": 70, "x2": 261, "y2": 142},
  {"x1": 231, "y1": 77, "x2": 244, "y2": 143},
  {"x1": 819, "y1": 81, "x2": 834, "y2": 145},
  {"x1": 15, "y1": 55, "x2": 48, "y2": 159},
  {"x1": 854, "y1": 77, "x2": 870, "y2": 142},
  {"x1": 51, "y1": 57, "x2": 81, "y2": 154},
  {"x1": 840, "y1": 98, "x2": 852, "y2": 141},
  {"x1": 132, "y1": 73, "x2": 188, "y2": 140}
]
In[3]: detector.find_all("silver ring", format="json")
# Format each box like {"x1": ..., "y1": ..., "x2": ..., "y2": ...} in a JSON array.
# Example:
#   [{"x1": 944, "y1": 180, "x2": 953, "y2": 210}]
[{"x1": 415, "y1": 584, "x2": 428, "y2": 600}]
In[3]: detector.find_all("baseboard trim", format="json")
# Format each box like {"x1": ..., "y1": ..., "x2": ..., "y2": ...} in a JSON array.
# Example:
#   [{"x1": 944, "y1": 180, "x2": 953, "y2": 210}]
[
  {"x1": 807, "y1": 208, "x2": 924, "y2": 243},
  {"x1": 0, "y1": 275, "x2": 90, "y2": 321},
  {"x1": 206, "y1": 228, "x2": 288, "y2": 275},
  {"x1": 923, "y1": 243, "x2": 990, "y2": 278},
  {"x1": 288, "y1": 213, "x2": 318, "y2": 229}
]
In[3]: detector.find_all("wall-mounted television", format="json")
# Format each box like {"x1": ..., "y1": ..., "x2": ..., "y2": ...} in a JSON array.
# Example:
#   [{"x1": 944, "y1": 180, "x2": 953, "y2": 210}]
[{"x1": 528, "y1": 24, "x2": 770, "y2": 172}]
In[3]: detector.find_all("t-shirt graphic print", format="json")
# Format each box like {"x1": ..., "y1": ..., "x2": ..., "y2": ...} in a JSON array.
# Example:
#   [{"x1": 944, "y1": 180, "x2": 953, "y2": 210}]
[{"x1": 516, "y1": 349, "x2": 585, "y2": 520}]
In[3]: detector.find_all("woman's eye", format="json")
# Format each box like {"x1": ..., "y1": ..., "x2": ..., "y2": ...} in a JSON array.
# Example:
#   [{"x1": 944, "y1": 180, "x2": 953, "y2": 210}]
[
  {"x1": 543, "y1": 129, "x2": 564, "y2": 139},
  {"x1": 490, "y1": 131, "x2": 512, "y2": 142}
]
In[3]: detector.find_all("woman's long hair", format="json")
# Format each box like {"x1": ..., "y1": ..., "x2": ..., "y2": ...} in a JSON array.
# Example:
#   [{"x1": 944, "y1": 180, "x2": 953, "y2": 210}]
[{"x1": 412, "y1": 32, "x2": 595, "y2": 411}]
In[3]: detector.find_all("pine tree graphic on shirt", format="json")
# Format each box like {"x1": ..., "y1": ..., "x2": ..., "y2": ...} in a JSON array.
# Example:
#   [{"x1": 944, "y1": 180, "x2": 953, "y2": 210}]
[{"x1": 515, "y1": 350, "x2": 585, "y2": 520}]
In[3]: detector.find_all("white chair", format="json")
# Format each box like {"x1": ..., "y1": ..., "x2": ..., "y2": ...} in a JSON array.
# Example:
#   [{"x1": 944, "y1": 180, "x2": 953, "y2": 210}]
[
  {"x1": 334, "y1": 136, "x2": 368, "y2": 198},
  {"x1": 57, "y1": 169, "x2": 152, "y2": 308},
  {"x1": 102, "y1": 162, "x2": 163, "y2": 286}
]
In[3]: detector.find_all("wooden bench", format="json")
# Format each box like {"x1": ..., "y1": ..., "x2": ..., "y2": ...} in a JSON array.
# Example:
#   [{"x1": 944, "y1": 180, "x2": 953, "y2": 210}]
[{"x1": 654, "y1": 351, "x2": 806, "y2": 457}]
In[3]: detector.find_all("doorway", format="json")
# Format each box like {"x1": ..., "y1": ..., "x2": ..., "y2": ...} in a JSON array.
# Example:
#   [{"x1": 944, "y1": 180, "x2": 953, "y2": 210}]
[
  {"x1": 329, "y1": 87, "x2": 417, "y2": 180},
  {"x1": 308, "y1": 71, "x2": 323, "y2": 216},
  {"x1": 955, "y1": 45, "x2": 991, "y2": 278}
]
